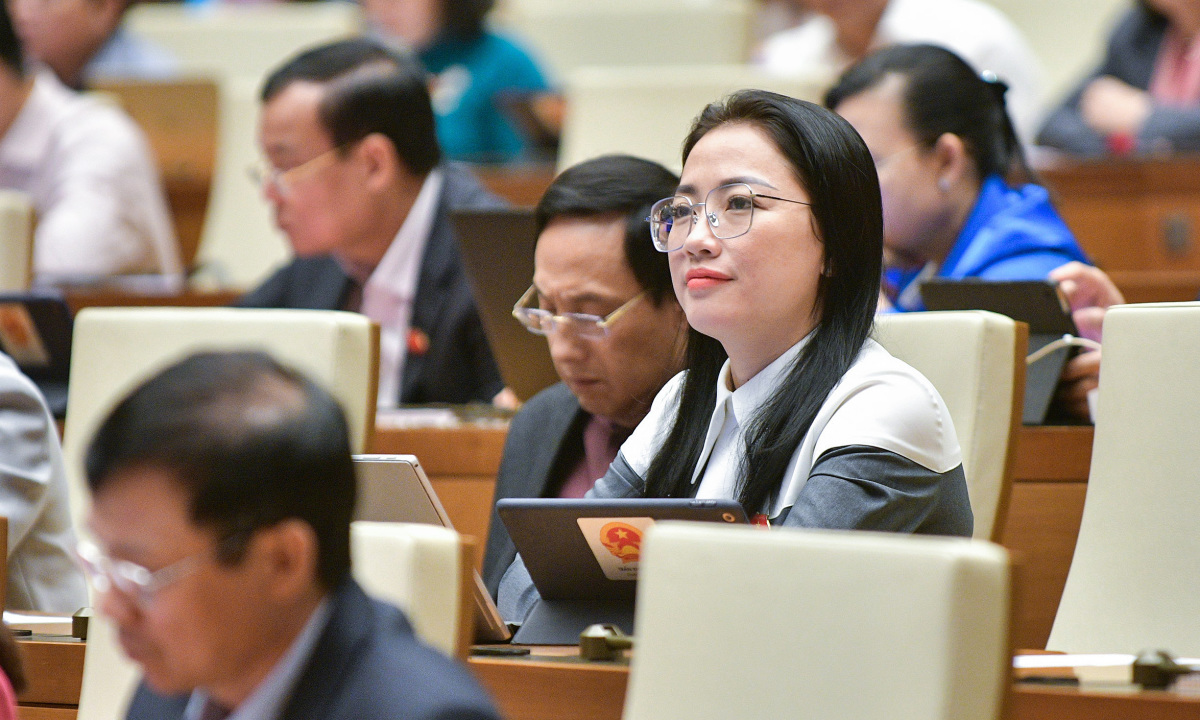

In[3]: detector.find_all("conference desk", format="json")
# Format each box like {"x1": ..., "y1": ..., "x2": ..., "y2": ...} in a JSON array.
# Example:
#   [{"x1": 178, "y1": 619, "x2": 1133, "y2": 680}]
[
  {"x1": 370, "y1": 421, "x2": 1094, "y2": 650},
  {"x1": 16, "y1": 631, "x2": 1200, "y2": 720},
  {"x1": 467, "y1": 648, "x2": 1200, "y2": 720}
]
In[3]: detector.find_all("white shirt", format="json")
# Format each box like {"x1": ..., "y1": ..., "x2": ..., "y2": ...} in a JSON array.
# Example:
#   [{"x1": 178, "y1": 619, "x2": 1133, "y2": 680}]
[
  {"x1": 0, "y1": 71, "x2": 181, "y2": 284},
  {"x1": 0, "y1": 352, "x2": 87, "y2": 612},
  {"x1": 358, "y1": 169, "x2": 444, "y2": 408},
  {"x1": 757, "y1": 0, "x2": 1045, "y2": 144},
  {"x1": 620, "y1": 337, "x2": 961, "y2": 518}
]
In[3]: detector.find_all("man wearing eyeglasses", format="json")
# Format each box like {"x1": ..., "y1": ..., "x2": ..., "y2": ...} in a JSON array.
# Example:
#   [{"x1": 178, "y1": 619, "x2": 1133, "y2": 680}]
[
  {"x1": 237, "y1": 38, "x2": 505, "y2": 408},
  {"x1": 480, "y1": 155, "x2": 688, "y2": 599},
  {"x1": 83, "y1": 351, "x2": 501, "y2": 720}
]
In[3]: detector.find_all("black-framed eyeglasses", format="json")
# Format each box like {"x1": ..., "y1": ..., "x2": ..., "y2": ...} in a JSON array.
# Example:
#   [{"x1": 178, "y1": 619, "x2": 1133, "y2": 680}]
[
  {"x1": 512, "y1": 285, "x2": 647, "y2": 339},
  {"x1": 647, "y1": 182, "x2": 811, "y2": 252}
]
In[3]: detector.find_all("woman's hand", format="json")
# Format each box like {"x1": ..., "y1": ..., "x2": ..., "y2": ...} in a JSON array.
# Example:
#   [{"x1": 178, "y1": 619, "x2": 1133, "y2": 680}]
[{"x1": 1049, "y1": 262, "x2": 1125, "y2": 343}]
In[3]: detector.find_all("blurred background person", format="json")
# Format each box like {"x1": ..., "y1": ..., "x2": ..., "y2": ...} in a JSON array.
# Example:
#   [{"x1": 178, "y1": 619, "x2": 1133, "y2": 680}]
[
  {"x1": 360, "y1": 0, "x2": 554, "y2": 163},
  {"x1": 8, "y1": 0, "x2": 176, "y2": 89},
  {"x1": 0, "y1": 0, "x2": 180, "y2": 286},
  {"x1": 238, "y1": 38, "x2": 506, "y2": 406},
  {"x1": 482, "y1": 155, "x2": 687, "y2": 598},
  {"x1": 826, "y1": 44, "x2": 1089, "y2": 313},
  {"x1": 757, "y1": 0, "x2": 1044, "y2": 144},
  {"x1": 0, "y1": 348, "x2": 88, "y2": 613},
  {"x1": 1037, "y1": 0, "x2": 1200, "y2": 156}
]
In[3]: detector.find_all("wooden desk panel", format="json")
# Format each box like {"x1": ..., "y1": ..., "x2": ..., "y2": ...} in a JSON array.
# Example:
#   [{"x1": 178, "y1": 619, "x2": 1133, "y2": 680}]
[
  {"x1": 473, "y1": 164, "x2": 557, "y2": 208},
  {"x1": 1003, "y1": 426, "x2": 1092, "y2": 650},
  {"x1": 469, "y1": 650, "x2": 1200, "y2": 720},
  {"x1": 18, "y1": 638, "x2": 84, "y2": 706},
  {"x1": 63, "y1": 289, "x2": 241, "y2": 314},
  {"x1": 1009, "y1": 685, "x2": 1200, "y2": 720},
  {"x1": 471, "y1": 656, "x2": 627, "y2": 720},
  {"x1": 1040, "y1": 158, "x2": 1200, "y2": 273}
]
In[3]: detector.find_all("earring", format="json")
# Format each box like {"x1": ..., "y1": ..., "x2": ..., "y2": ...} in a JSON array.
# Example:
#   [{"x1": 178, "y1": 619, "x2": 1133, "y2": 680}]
[{"x1": 938, "y1": 178, "x2": 951, "y2": 192}]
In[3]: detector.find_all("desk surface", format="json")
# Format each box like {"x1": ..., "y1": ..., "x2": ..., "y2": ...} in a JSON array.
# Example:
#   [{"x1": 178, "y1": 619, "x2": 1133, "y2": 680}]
[
  {"x1": 468, "y1": 647, "x2": 1200, "y2": 720},
  {"x1": 17, "y1": 633, "x2": 1198, "y2": 720}
]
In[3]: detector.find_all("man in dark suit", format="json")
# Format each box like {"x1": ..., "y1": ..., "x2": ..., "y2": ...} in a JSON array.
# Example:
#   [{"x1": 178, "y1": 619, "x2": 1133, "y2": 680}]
[
  {"x1": 238, "y1": 38, "x2": 504, "y2": 406},
  {"x1": 81, "y1": 351, "x2": 500, "y2": 720},
  {"x1": 482, "y1": 156, "x2": 689, "y2": 597}
]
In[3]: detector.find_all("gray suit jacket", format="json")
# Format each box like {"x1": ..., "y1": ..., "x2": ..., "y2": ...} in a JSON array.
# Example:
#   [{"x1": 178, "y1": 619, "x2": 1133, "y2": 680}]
[
  {"x1": 1037, "y1": 7, "x2": 1200, "y2": 155},
  {"x1": 125, "y1": 579, "x2": 501, "y2": 720},
  {"x1": 481, "y1": 383, "x2": 585, "y2": 599},
  {"x1": 237, "y1": 164, "x2": 504, "y2": 404}
]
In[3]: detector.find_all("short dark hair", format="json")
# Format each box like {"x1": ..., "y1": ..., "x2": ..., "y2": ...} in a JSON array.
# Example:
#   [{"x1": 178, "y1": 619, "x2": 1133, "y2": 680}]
[
  {"x1": 535, "y1": 155, "x2": 679, "y2": 305},
  {"x1": 440, "y1": 0, "x2": 495, "y2": 42},
  {"x1": 0, "y1": 1, "x2": 23, "y2": 77},
  {"x1": 85, "y1": 351, "x2": 356, "y2": 589},
  {"x1": 825, "y1": 43, "x2": 1032, "y2": 185},
  {"x1": 262, "y1": 38, "x2": 440, "y2": 175},
  {"x1": 644, "y1": 90, "x2": 883, "y2": 516}
]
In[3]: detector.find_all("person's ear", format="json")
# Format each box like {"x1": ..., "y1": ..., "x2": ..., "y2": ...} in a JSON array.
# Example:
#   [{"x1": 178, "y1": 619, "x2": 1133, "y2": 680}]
[
  {"x1": 355, "y1": 132, "x2": 401, "y2": 193},
  {"x1": 931, "y1": 132, "x2": 971, "y2": 193},
  {"x1": 252, "y1": 519, "x2": 321, "y2": 602}
]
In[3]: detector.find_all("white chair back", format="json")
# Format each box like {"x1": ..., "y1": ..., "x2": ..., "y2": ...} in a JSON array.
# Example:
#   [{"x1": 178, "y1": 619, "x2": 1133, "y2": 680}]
[
  {"x1": 351, "y1": 521, "x2": 472, "y2": 658},
  {"x1": 495, "y1": 0, "x2": 752, "y2": 79},
  {"x1": 874, "y1": 311, "x2": 1024, "y2": 541},
  {"x1": 61, "y1": 308, "x2": 377, "y2": 533},
  {"x1": 557, "y1": 65, "x2": 830, "y2": 172},
  {"x1": 624, "y1": 523, "x2": 1010, "y2": 720},
  {"x1": 125, "y1": 3, "x2": 362, "y2": 82},
  {"x1": 76, "y1": 614, "x2": 142, "y2": 720},
  {"x1": 0, "y1": 189, "x2": 33, "y2": 292},
  {"x1": 194, "y1": 75, "x2": 292, "y2": 289},
  {"x1": 1048, "y1": 302, "x2": 1200, "y2": 655}
]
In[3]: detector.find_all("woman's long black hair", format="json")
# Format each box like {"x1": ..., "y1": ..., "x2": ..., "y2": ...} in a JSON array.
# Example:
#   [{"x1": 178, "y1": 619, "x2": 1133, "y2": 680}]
[
  {"x1": 642, "y1": 90, "x2": 883, "y2": 516},
  {"x1": 825, "y1": 43, "x2": 1034, "y2": 186}
]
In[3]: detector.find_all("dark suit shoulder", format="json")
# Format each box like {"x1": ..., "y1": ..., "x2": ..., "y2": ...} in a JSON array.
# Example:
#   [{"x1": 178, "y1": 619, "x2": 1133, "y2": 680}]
[
  {"x1": 125, "y1": 684, "x2": 190, "y2": 720},
  {"x1": 335, "y1": 597, "x2": 500, "y2": 720},
  {"x1": 126, "y1": 581, "x2": 500, "y2": 720},
  {"x1": 483, "y1": 383, "x2": 584, "y2": 597},
  {"x1": 440, "y1": 163, "x2": 507, "y2": 212},
  {"x1": 505, "y1": 383, "x2": 580, "y2": 444},
  {"x1": 235, "y1": 256, "x2": 351, "y2": 310}
]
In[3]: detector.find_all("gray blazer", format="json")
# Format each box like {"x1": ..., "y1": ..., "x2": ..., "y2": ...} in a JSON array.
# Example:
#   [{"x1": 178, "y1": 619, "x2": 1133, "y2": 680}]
[{"x1": 1037, "y1": 7, "x2": 1200, "y2": 155}]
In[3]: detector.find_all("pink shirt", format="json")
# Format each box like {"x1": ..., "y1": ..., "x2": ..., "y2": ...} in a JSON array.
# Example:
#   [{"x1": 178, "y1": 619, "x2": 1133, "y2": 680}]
[
  {"x1": 557, "y1": 415, "x2": 632, "y2": 499},
  {"x1": 1150, "y1": 27, "x2": 1200, "y2": 105},
  {"x1": 0, "y1": 668, "x2": 18, "y2": 720}
]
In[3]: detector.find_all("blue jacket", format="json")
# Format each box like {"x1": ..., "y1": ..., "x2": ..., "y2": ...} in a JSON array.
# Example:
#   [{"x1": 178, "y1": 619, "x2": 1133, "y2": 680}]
[{"x1": 890, "y1": 175, "x2": 1089, "y2": 312}]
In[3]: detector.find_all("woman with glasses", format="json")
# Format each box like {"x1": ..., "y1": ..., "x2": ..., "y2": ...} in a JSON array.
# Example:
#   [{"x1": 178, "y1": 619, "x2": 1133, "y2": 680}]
[
  {"x1": 825, "y1": 43, "x2": 1091, "y2": 313},
  {"x1": 497, "y1": 88, "x2": 972, "y2": 622}
]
